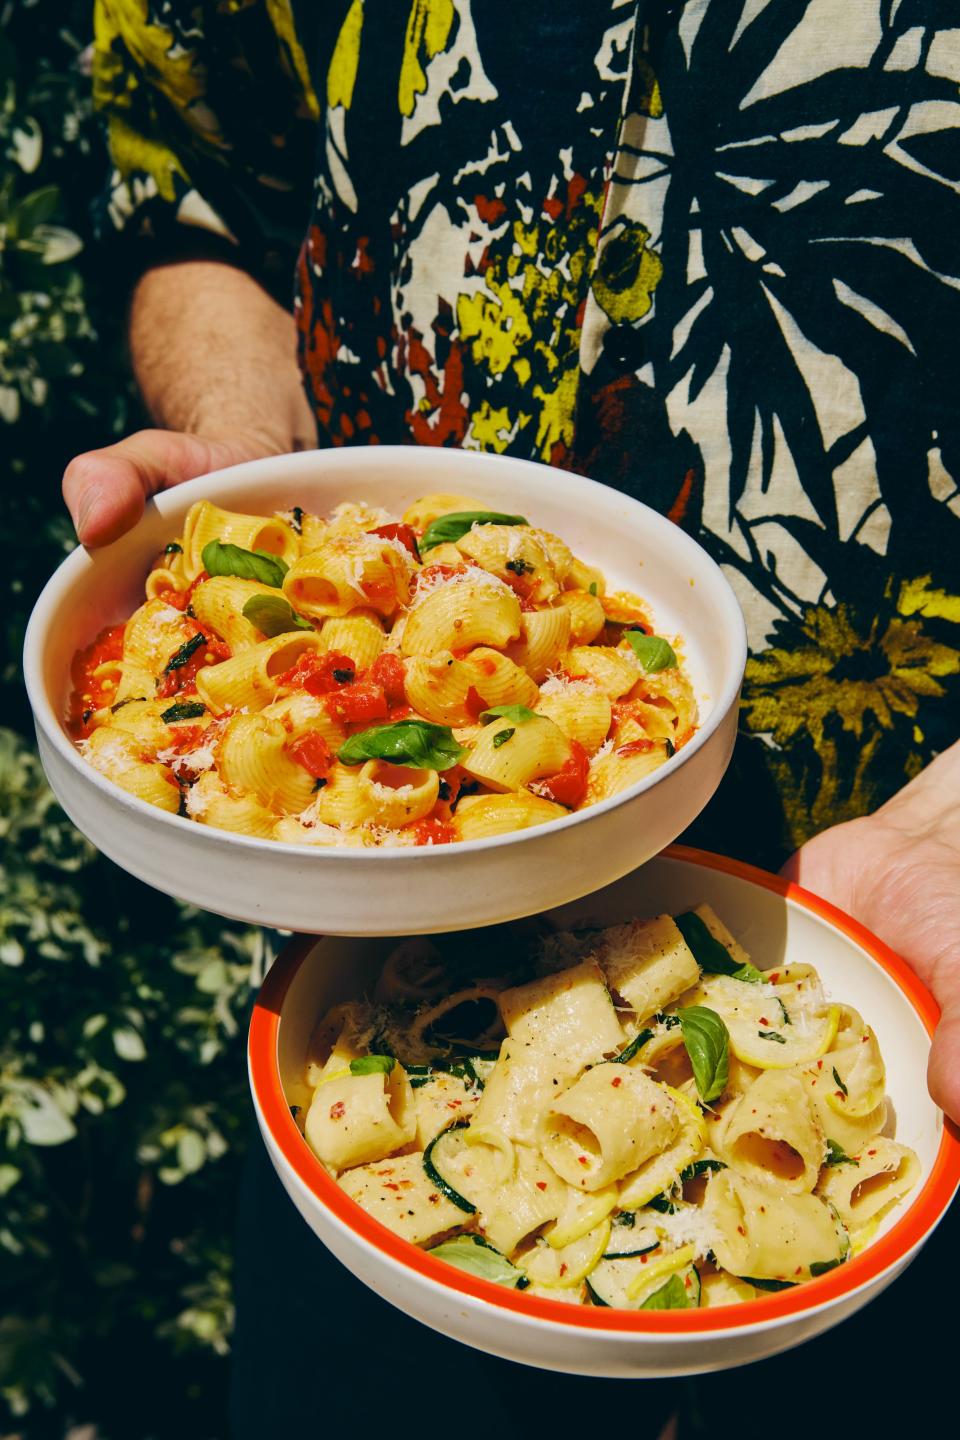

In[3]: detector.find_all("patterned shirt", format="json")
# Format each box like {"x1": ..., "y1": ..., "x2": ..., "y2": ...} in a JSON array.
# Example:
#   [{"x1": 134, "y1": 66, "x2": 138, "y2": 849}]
[{"x1": 93, "y1": 0, "x2": 960, "y2": 864}]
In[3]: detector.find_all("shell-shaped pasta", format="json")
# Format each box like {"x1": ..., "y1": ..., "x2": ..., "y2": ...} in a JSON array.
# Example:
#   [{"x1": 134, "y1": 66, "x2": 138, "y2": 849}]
[
  {"x1": 122, "y1": 598, "x2": 197, "y2": 679},
  {"x1": 451, "y1": 792, "x2": 568, "y2": 839},
  {"x1": 558, "y1": 589, "x2": 606, "y2": 645},
  {"x1": 463, "y1": 714, "x2": 571, "y2": 793},
  {"x1": 317, "y1": 764, "x2": 368, "y2": 829},
  {"x1": 182, "y1": 499, "x2": 298, "y2": 579},
  {"x1": 535, "y1": 686, "x2": 612, "y2": 755},
  {"x1": 503, "y1": 605, "x2": 571, "y2": 681},
  {"x1": 601, "y1": 590, "x2": 655, "y2": 628},
  {"x1": 356, "y1": 761, "x2": 439, "y2": 828},
  {"x1": 183, "y1": 771, "x2": 277, "y2": 836},
  {"x1": 420, "y1": 541, "x2": 464, "y2": 567},
  {"x1": 315, "y1": 612, "x2": 385, "y2": 671},
  {"x1": 191, "y1": 576, "x2": 282, "y2": 651},
  {"x1": 586, "y1": 739, "x2": 670, "y2": 804},
  {"x1": 97, "y1": 699, "x2": 173, "y2": 752},
  {"x1": 720, "y1": 1071, "x2": 825, "y2": 1194},
  {"x1": 463, "y1": 647, "x2": 540, "y2": 710},
  {"x1": 216, "y1": 713, "x2": 316, "y2": 814},
  {"x1": 631, "y1": 663, "x2": 698, "y2": 741},
  {"x1": 284, "y1": 532, "x2": 413, "y2": 619},
  {"x1": 565, "y1": 645, "x2": 641, "y2": 699},
  {"x1": 456, "y1": 525, "x2": 560, "y2": 603},
  {"x1": 541, "y1": 1067, "x2": 679, "y2": 1191},
  {"x1": 401, "y1": 575, "x2": 521, "y2": 657},
  {"x1": 82, "y1": 726, "x2": 180, "y2": 811},
  {"x1": 401, "y1": 492, "x2": 485, "y2": 529},
  {"x1": 195, "y1": 632, "x2": 323, "y2": 715},
  {"x1": 144, "y1": 565, "x2": 181, "y2": 601},
  {"x1": 566, "y1": 555, "x2": 605, "y2": 595},
  {"x1": 304, "y1": 1064, "x2": 417, "y2": 1172},
  {"x1": 261, "y1": 692, "x2": 346, "y2": 750},
  {"x1": 112, "y1": 662, "x2": 156, "y2": 706},
  {"x1": 705, "y1": 1170, "x2": 846, "y2": 1281},
  {"x1": 816, "y1": 1137, "x2": 920, "y2": 1228},
  {"x1": 613, "y1": 697, "x2": 675, "y2": 744},
  {"x1": 403, "y1": 651, "x2": 474, "y2": 725},
  {"x1": 529, "y1": 529, "x2": 573, "y2": 583}
]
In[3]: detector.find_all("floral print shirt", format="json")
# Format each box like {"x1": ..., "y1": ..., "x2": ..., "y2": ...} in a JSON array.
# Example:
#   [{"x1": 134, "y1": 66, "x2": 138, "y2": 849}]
[{"x1": 93, "y1": 0, "x2": 960, "y2": 862}]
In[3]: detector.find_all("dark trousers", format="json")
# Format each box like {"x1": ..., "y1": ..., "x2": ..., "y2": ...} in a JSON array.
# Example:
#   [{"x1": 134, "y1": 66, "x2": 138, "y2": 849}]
[{"x1": 230, "y1": 1124, "x2": 953, "y2": 1437}]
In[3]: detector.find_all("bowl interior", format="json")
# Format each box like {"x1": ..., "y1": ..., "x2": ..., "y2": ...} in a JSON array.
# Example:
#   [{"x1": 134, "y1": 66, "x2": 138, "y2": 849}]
[
  {"x1": 270, "y1": 850, "x2": 945, "y2": 1273},
  {"x1": 26, "y1": 447, "x2": 744, "y2": 757}
]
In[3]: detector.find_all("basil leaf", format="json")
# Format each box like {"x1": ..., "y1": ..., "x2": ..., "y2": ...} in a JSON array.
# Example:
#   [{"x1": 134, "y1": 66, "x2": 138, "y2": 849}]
[
  {"x1": 612, "y1": 1028, "x2": 653, "y2": 1065},
  {"x1": 338, "y1": 719, "x2": 467, "y2": 771},
  {"x1": 201, "y1": 539, "x2": 289, "y2": 588},
  {"x1": 161, "y1": 701, "x2": 207, "y2": 723},
  {"x1": 674, "y1": 912, "x2": 763, "y2": 983},
  {"x1": 639, "y1": 1273, "x2": 694, "y2": 1310},
  {"x1": 349, "y1": 1055, "x2": 395, "y2": 1076},
  {"x1": 588, "y1": 581, "x2": 598, "y2": 596},
  {"x1": 624, "y1": 631, "x2": 677, "y2": 672},
  {"x1": 428, "y1": 1235, "x2": 524, "y2": 1288},
  {"x1": 479, "y1": 704, "x2": 537, "y2": 725},
  {"x1": 678, "y1": 1005, "x2": 729, "y2": 1104},
  {"x1": 290, "y1": 505, "x2": 304, "y2": 535},
  {"x1": 809, "y1": 1257, "x2": 844, "y2": 1277},
  {"x1": 777, "y1": 997, "x2": 792, "y2": 1025},
  {"x1": 758, "y1": 1030, "x2": 788, "y2": 1044},
  {"x1": 492, "y1": 728, "x2": 515, "y2": 749},
  {"x1": 419, "y1": 510, "x2": 529, "y2": 553},
  {"x1": 163, "y1": 633, "x2": 206, "y2": 673},
  {"x1": 824, "y1": 1139, "x2": 858, "y2": 1168},
  {"x1": 242, "y1": 594, "x2": 312, "y2": 637},
  {"x1": 832, "y1": 1066, "x2": 848, "y2": 1097},
  {"x1": 679, "y1": 1158, "x2": 726, "y2": 1183}
]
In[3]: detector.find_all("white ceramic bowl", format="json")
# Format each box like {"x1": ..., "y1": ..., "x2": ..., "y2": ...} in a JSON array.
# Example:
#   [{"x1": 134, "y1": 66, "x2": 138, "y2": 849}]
[
  {"x1": 249, "y1": 848, "x2": 960, "y2": 1377},
  {"x1": 23, "y1": 447, "x2": 746, "y2": 935}
]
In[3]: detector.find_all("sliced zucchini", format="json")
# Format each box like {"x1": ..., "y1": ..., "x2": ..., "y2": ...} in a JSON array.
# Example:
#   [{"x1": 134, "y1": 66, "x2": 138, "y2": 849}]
[{"x1": 421, "y1": 1121, "x2": 476, "y2": 1213}]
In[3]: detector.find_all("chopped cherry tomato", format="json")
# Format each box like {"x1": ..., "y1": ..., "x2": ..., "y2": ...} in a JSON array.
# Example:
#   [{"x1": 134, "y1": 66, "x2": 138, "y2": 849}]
[
  {"x1": 536, "y1": 740, "x2": 589, "y2": 808},
  {"x1": 370, "y1": 523, "x2": 421, "y2": 561},
  {"x1": 501, "y1": 569, "x2": 539, "y2": 610},
  {"x1": 615, "y1": 738, "x2": 657, "y2": 758},
  {"x1": 288, "y1": 732, "x2": 334, "y2": 778},
  {"x1": 411, "y1": 817, "x2": 456, "y2": 846},
  {"x1": 166, "y1": 725, "x2": 206, "y2": 754},
  {"x1": 156, "y1": 571, "x2": 209, "y2": 612},
  {"x1": 157, "y1": 627, "x2": 230, "y2": 698},
  {"x1": 275, "y1": 650, "x2": 356, "y2": 696},
  {"x1": 325, "y1": 678, "x2": 389, "y2": 726},
  {"x1": 413, "y1": 562, "x2": 465, "y2": 596},
  {"x1": 368, "y1": 651, "x2": 407, "y2": 707}
]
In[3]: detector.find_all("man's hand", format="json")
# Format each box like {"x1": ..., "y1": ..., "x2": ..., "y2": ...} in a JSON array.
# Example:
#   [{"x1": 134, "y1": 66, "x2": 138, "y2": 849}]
[
  {"x1": 782, "y1": 741, "x2": 960, "y2": 1124},
  {"x1": 62, "y1": 258, "x2": 317, "y2": 547},
  {"x1": 63, "y1": 428, "x2": 287, "y2": 547}
]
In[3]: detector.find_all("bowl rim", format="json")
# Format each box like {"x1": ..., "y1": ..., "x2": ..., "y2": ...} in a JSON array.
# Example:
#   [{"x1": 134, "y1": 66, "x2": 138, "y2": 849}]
[
  {"x1": 23, "y1": 447, "x2": 747, "y2": 863},
  {"x1": 248, "y1": 843, "x2": 960, "y2": 1335}
]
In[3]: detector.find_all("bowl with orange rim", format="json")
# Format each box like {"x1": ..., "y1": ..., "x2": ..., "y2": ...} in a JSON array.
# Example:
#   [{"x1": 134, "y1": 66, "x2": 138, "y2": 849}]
[{"x1": 248, "y1": 847, "x2": 960, "y2": 1377}]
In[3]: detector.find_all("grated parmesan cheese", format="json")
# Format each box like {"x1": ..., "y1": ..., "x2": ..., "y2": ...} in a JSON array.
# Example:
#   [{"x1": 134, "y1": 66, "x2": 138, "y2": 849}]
[{"x1": 650, "y1": 1203, "x2": 722, "y2": 1258}]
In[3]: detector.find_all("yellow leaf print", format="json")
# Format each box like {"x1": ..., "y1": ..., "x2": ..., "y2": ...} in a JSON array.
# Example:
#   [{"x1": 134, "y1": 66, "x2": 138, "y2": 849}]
[
  {"x1": 328, "y1": 0, "x2": 365, "y2": 110},
  {"x1": 399, "y1": 0, "x2": 456, "y2": 117}
]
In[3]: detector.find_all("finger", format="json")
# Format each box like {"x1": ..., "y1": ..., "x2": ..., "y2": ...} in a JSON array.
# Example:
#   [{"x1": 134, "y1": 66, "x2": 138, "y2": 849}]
[
  {"x1": 62, "y1": 431, "x2": 224, "y2": 547},
  {"x1": 927, "y1": 987, "x2": 960, "y2": 1126}
]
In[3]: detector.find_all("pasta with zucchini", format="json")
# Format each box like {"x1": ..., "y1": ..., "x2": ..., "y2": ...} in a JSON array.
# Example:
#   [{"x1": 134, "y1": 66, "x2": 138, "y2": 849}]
[
  {"x1": 296, "y1": 908, "x2": 918, "y2": 1308},
  {"x1": 68, "y1": 495, "x2": 698, "y2": 845}
]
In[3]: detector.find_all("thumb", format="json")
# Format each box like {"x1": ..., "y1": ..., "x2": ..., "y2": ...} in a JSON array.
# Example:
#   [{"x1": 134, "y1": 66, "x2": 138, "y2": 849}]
[
  {"x1": 62, "y1": 429, "x2": 269, "y2": 547},
  {"x1": 927, "y1": 968, "x2": 960, "y2": 1127}
]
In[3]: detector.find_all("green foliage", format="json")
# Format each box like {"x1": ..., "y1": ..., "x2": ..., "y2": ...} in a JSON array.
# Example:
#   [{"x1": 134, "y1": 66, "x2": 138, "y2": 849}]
[{"x1": 0, "y1": 6, "x2": 263, "y2": 1434}]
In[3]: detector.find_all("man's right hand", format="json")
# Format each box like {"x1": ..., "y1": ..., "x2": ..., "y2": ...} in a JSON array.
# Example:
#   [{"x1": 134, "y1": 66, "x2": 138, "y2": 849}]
[{"x1": 62, "y1": 427, "x2": 288, "y2": 548}]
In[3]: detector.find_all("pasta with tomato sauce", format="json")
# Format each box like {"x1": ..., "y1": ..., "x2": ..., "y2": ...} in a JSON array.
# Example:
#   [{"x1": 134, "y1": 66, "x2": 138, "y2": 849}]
[{"x1": 68, "y1": 493, "x2": 699, "y2": 846}]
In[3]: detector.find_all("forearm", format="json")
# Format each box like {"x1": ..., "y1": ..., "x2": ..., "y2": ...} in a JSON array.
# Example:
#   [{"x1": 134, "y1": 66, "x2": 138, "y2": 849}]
[{"x1": 129, "y1": 259, "x2": 317, "y2": 453}]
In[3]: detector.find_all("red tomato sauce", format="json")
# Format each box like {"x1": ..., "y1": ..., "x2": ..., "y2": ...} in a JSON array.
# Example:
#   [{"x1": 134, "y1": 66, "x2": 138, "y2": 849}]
[
  {"x1": 536, "y1": 740, "x2": 589, "y2": 808},
  {"x1": 154, "y1": 571, "x2": 208, "y2": 612},
  {"x1": 288, "y1": 732, "x2": 334, "y2": 779},
  {"x1": 410, "y1": 817, "x2": 456, "y2": 846},
  {"x1": 69, "y1": 624, "x2": 126, "y2": 737},
  {"x1": 156, "y1": 626, "x2": 230, "y2": 699}
]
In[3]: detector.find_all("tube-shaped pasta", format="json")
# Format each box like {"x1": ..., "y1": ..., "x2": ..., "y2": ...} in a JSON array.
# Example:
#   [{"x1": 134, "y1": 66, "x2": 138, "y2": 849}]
[
  {"x1": 299, "y1": 513, "x2": 328, "y2": 550},
  {"x1": 500, "y1": 959, "x2": 625, "y2": 1061},
  {"x1": 558, "y1": 589, "x2": 606, "y2": 644},
  {"x1": 190, "y1": 576, "x2": 282, "y2": 651},
  {"x1": 566, "y1": 554, "x2": 605, "y2": 595},
  {"x1": 795, "y1": 1065, "x2": 888, "y2": 1155},
  {"x1": 195, "y1": 632, "x2": 324, "y2": 714},
  {"x1": 565, "y1": 645, "x2": 641, "y2": 698},
  {"x1": 356, "y1": 761, "x2": 439, "y2": 828},
  {"x1": 706, "y1": 1171, "x2": 846, "y2": 1280},
  {"x1": 316, "y1": 613, "x2": 385, "y2": 670},
  {"x1": 535, "y1": 685, "x2": 612, "y2": 755},
  {"x1": 816, "y1": 1138, "x2": 920, "y2": 1228},
  {"x1": 503, "y1": 606, "x2": 571, "y2": 681},
  {"x1": 81, "y1": 727, "x2": 179, "y2": 812},
  {"x1": 586, "y1": 738, "x2": 671, "y2": 803},
  {"x1": 327, "y1": 499, "x2": 391, "y2": 533},
  {"x1": 720, "y1": 1071, "x2": 825, "y2": 1194},
  {"x1": 283, "y1": 532, "x2": 413, "y2": 619},
  {"x1": 401, "y1": 492, "x2": 484, "y2": 529},
  {"x1": 182, "y1": 499, "x2": 298, "y2": 578},
  {"x1": 216, "y1": 713, "x2": 316, "y2": 814},
  {"x1": 462, "y1": 714, "x2": 571, "y2": 793},
  {"x1": 261, "y1": 692, "x2": 347, "y2": 750},
  {"x1": 597, "y1": 915, "x2": 700, "y2": 1023},
  {"x1": 402, "y1": 575, "x2": 521, "y2": 657},
  {"x1": 450, "y1": 792, "x2": 567, "y2": 839},
  {"x1": 304, "y1": 1064, "x2": 417, "y2": 1171},
  {"x1": 618, "y1": 1086, "x2": 706, "y2": 1208},
  {"x1": 456, "y1": 525, "x2": 560, "y2": 603},
  {"x1": 541, "y1": 1066, "x2": 679, "y2": 1191},
  {"x1": 822, "y1": 1028, "x2": 886, "y2": 1119}
]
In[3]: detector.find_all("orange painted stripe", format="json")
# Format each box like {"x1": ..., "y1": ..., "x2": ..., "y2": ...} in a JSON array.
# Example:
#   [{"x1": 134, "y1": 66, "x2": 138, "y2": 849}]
[{"x1": 249, "y1": 846, "x2": 960, "y2": 1333}]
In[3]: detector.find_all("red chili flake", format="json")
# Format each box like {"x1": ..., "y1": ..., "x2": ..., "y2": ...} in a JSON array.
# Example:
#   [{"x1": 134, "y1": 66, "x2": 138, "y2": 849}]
[
  {"x1": 759, "y1": 1205, "x2": 766, "y2": 1214},
  {"x1": 769, "y1": 972, "x2": 780, "y2": 983},
  {"x1": 559, "y1": 1263, "x2": 568, "y2": 1277},
  {"x1": 684, "y1": 1276, "x2": 692, "y2": 1288},
  {"x1": 862, "y1": 1035, "x2": 870, "y2": 1044},
  {"x1": 578, "y1": 1155, "x2": 589, "y2": 1166},
  {"x1": 817, "y1": 1060, "x2": 823, "y2": 1070},
  {"x1": 329, "y1": 1101, "x2": 345, "y2": 1120},
  {"x1": 834, "y1": 1091, "x2": 845, "y2": 1100},
  {"x1": 737, "y1": 1226, "x2": 746, "y2": 1236},
  {"x1": 640, "y1": 1254, "x2": 648, "y2": 1265},
  {"x1": 759, "y1": 1017, "x2": 769, "y2": 1027},
  {"x1": 446, "y1": 1100, "x2": 462, "y2": 1109},
  {"x1": 795, "y1": 1267, "x2": 803, "y2": 1276},
  {"x1": 867, "y1": 1148, "x2": 876, "y2": 1156},
  {"x1": 650, "y1": 1105, "x2": 657, "y2": 1113},
  {"x1": 611, "y1": 1077, "x2": 622, "y2": 1088},
  {"x1": 428, "y1": 1194, "x2": 440, "y2": 1205},
  {"x1": 383, "y1": 1182, "x2": 400, "y2": 1192},
  {"x1": 536, "y1": 1181, "x2": 547, "y2": 1191},
  {"x1": 398, "y1": 1180, "x2": 413, "y2": 1189}
]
